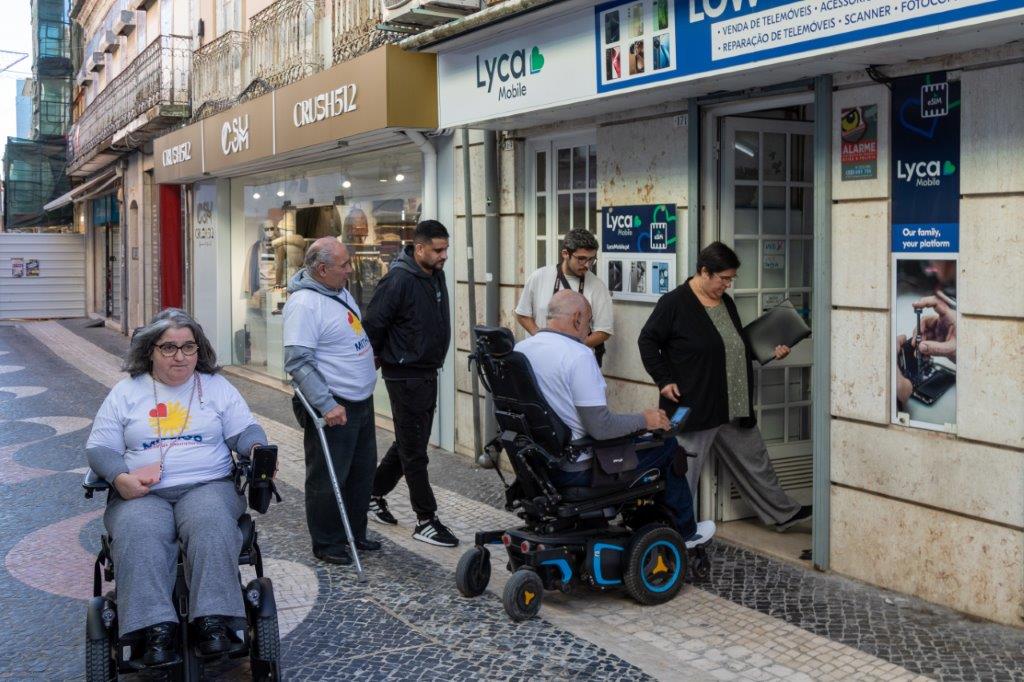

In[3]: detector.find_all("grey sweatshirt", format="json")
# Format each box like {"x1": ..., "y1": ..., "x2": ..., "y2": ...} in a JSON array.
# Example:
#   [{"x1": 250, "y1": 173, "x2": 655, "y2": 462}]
[
  {"x1": 578, "y1": 405, "x2": 646, "y2": 441},
  {"x1": 283, "y1": 268, "x2": 350, "y2": 415}
]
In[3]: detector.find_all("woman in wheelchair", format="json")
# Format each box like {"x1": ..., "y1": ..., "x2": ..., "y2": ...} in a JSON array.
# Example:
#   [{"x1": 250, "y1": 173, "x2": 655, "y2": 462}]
[{"x1": 86, "y1": 308, "x2": 270, "y2": 667}]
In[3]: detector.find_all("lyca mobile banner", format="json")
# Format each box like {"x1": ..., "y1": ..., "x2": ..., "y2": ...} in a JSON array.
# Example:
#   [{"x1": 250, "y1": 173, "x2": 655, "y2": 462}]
[{"x1": 595, "y1": 0, "x2": 1024, "y2": 93}]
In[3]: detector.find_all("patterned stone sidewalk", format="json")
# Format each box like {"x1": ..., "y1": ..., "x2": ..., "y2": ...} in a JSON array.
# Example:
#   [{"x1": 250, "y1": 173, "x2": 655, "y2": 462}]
[{"x1": 10, "y1": 318, "x2": 1024, "y2": 681}]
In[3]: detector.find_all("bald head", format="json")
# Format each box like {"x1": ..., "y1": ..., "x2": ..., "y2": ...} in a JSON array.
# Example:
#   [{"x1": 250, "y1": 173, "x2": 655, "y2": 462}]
[
  {"x1": 305, "y1": 237, "x2": 351, "y2": 290},
  {"x1": 545, "y1": 290, "x2": 592, "y2": 341}
]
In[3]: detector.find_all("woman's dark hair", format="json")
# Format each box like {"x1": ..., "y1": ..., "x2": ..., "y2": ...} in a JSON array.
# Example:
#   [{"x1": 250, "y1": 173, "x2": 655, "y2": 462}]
[
  {"x1": 696, "y1": 241, "x2": 741, "y2": 276},
  {"x1": 124, "y1": 308, "x2": 220, "y2": 378}
]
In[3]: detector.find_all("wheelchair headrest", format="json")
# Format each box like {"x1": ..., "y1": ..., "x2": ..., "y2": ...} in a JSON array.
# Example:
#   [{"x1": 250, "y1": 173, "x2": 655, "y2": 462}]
[{"x1": 473, "y1": 325, "x2": 515, "y2": 356}]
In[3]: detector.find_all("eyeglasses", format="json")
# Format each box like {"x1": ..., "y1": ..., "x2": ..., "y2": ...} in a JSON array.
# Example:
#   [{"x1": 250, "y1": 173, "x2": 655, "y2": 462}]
[
  {"x1": 156, "y1": 342, "x2": 199, "y2": 357},
  {"x1": 570, "y1": 254, "x2": 598, "y2": 266},
  {"x1": 713, "y1": 273, "x2": 736, "y2": 284}
]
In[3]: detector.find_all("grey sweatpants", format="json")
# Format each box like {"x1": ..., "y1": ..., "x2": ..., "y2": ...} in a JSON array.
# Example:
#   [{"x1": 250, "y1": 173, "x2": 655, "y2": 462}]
[
  {"x1": 677, "y1": 423, "x2": 801, "y2": 526},
  {"x1": 104, "y1": 479, "x2": 246, "y2": 636}
]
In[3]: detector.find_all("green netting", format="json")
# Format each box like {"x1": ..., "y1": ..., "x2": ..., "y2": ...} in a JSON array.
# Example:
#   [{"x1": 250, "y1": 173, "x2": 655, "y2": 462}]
[{"x1": 3, "y1": 136, "x2": 72, "y2": 229}]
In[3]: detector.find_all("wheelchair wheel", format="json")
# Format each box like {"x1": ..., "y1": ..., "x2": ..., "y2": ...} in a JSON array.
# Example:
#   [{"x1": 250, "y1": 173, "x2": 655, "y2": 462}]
[
  {"x1": 624, "y1": 524, "x2": 686, "y2": 606},
  {"x1": 455, "y1": 546, "x2": 491, "y2": 598},
  {"x1": 85, "y1": 637, "x2": 114, "y2": 682},
  {"x1": 248, "y1": 578, "x2": 282, "y2": 681},
  {"x1": 502, "y1": 569, "x2": 543, "y2": 621}
]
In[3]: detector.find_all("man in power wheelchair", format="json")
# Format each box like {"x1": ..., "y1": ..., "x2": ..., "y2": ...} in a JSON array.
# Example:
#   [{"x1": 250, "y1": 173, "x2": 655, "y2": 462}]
[
  {"x1": 82, "y1": 308, "x2": 282, "y2": 681},
  {"x1": 456, "y1": 291, "x2": 715, "y2": 621}
]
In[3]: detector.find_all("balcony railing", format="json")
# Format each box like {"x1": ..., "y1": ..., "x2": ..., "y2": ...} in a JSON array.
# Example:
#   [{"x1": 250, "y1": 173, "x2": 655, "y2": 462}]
[
  {"x1": 331, "y1": 0, "x2": 390, "y2": 65},
  {"x1": 192, "y1": 30, "x2": 249, "y2": 118},
  {"x1": 69, "y1": 34, "x2": 191, "y2": 169},
  {"x1": 249, "y1": 0, "x2": 324, "y2": 91}
]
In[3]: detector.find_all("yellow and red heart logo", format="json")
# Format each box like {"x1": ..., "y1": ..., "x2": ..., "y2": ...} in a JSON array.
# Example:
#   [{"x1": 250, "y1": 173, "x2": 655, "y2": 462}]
[
  {"x1": 148, "y1": 401, "x2": 191, "y2": 434},
  {"x1": 348, "y1": 311, "x2": 364, "y2": 336}
]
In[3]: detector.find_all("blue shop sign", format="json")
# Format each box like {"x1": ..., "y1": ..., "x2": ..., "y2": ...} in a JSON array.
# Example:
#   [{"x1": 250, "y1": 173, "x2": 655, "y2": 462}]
[
  {"x1": 602, "y1": 204, "x2": 678, "y2": 254},
  {"x1": 594, "y1": 0, "x2": 1024, "y2": 93},
  {"x1": 890, "y1": 72, "x2": 960, "y2": 253}
]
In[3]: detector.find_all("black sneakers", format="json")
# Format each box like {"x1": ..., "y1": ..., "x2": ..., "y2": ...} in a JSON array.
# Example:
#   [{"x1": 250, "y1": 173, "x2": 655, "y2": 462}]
[
  {"x1": 369, "y1": 496, "x2": 398, "y2": 525},
  {"x1": 776, "y1": 505, "x2": 813, "y2": 532},
  {"x1": 194, "y1": 616, "x2": 232, "y2": 657},
  {"x1": 412, "y1": 517, "x2": 460, "y2": 547},
  {"x1": 142, "y1": 621, "x2": 181, "y2": 667}
]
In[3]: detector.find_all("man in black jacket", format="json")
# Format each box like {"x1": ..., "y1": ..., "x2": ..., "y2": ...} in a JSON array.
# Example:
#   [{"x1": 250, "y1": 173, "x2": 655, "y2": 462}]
[{"x1": 362, "y1": 220, "x2": 458, "y2": 547}]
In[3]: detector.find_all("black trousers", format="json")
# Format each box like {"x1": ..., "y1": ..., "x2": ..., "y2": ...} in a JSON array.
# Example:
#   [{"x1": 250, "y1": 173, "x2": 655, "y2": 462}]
[
  {"x1": 293, "y1": 394, "x2": 377, "y2": 554},
  {"x1": 371, "y1": 376, "x2": 438, "y2": 520}
]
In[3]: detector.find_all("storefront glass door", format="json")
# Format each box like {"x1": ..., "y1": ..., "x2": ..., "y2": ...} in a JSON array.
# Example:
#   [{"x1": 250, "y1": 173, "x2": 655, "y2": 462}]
[{"x1": 719, "y1": 116, "x2": 815, "y2": 521}]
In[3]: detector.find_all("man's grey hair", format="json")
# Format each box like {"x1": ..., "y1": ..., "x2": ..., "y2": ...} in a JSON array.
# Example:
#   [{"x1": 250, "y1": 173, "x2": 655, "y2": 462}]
[
  {"x1": 124, "y1": 308, "x2": 220, "y2": 378},
  {"x1": 304, "y1": 238, "x2": 351, "y2": 271}
]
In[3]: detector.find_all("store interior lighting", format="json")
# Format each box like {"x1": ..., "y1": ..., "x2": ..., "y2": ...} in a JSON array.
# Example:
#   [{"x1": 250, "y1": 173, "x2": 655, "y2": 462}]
[
  {"x1": 276, "y1": 189, "x2": 285, "y2": 197},
  {"x1": 341, "y1": 179, "x2": 351, "y2": 189},
  {"x1": 394, "y1": 173, "x2": 405, "y2": 182},
  {"x1": 252, "y1": 192, "x2": 261, "y2": 199}
]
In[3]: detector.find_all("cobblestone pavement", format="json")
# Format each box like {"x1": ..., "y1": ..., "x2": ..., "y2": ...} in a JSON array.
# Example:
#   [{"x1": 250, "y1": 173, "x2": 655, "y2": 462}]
[{"x1": 3, "y1": 319, "x2": 1024, "y2": 681}]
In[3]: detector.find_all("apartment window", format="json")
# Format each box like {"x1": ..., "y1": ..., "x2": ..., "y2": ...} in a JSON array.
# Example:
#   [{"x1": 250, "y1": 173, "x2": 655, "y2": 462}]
[
  {"x1": 217, "y1": 0, "x2": 242, "y2": 35},
  {"x1": 526, "y1": 133, "x2": 599, "y2": 271}
]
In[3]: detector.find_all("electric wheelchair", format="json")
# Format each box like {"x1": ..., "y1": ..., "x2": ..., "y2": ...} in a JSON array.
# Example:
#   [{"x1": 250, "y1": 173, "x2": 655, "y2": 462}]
[
  {"x1": 455, "y1": 326, "x2": 711, "y2": 621},
  {"x1": 82, "y1": 455, "x2": 283, "y2": 681}
]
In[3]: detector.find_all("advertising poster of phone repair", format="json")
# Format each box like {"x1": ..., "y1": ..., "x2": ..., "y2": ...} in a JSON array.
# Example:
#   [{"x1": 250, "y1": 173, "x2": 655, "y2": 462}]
[
  {"x1": 890, "y1": 71, "x2": 959, "y2": 432},
  {"x1": 601, "y1": 203, "x2": 677, "y2": 302}
]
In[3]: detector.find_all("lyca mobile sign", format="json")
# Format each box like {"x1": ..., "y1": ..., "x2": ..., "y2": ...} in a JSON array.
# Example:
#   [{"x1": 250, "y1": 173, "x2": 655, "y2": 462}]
[{"x1": 475, "y1": 47, "x2": 545, "y2": 100}]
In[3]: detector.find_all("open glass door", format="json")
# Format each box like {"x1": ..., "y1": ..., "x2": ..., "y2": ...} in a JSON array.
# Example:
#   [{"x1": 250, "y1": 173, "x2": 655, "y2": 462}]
[{"x1": 719, "y1": 116, "x2": 815, "y2": 521}]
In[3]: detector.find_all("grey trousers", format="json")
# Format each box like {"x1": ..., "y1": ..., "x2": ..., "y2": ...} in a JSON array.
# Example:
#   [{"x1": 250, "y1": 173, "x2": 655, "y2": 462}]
[
  {"x1": 104, "y1": 478, "x2": 246, "y2": 636},
  {"x1": 677, "y1": 423, "x2": 801, "y2": 526}
]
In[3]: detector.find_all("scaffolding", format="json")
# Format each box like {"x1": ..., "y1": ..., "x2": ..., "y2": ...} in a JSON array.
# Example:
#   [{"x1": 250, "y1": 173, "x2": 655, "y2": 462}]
[
  {"x1": 2, "y1": 1, "x2": 73, "y2": 230},
  {"x1": 3, "y1": 136, "x2": 72, "y2": 229}
]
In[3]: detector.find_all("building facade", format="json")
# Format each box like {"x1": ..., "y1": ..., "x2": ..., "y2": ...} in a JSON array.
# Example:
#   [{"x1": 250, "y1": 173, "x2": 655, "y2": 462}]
[{"x1": 412, "y1": 0, "x2": 1024, "y2": 627}]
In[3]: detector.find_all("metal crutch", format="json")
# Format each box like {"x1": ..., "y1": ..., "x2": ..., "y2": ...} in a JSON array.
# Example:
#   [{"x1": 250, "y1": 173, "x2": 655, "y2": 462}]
[{"x1": 293, "y1": 385, "x2": 365, "y2": 581}]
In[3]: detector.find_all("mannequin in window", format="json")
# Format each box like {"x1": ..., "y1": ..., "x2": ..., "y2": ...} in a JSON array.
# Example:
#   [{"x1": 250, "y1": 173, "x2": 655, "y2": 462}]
[{"x1": 265, "y1": 220, "x2": 306, "y2": 288}]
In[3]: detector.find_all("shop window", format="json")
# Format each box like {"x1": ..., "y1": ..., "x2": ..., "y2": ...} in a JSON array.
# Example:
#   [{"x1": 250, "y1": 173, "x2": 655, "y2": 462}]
[
  {"x1": 528, "y1": 134, "x2": 598, "y2": 270},
  {"x1": 230, "y1": 148, "x2": 423, "y2": 381}
]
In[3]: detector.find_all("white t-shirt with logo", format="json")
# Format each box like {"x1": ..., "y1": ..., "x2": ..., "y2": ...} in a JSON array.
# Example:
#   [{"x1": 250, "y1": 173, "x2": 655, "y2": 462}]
[
  {"x1": 514, "y1": 330, "x2": 607, "y2": 441},
  {"x1": 282, "y1": 287, "x2": 377, "y2": 401},
  {"x1": 87, "y1": 372, "x2": 259, "y2": 490},
  {"x1": 514, "y1": 264, "x2": 615, "y2": 336}
]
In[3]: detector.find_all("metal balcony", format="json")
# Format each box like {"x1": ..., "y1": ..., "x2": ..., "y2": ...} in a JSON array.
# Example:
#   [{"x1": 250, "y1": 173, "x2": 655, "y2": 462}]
[
  {"x1": 68, "y1": 34, "x2": 191, "y2": 175},
  {"x1": 331, "y1": 0, "x2": 391, "y2": 65},
  {"x1": 192, "y1": 30, "x2": 249, "y2": 119},
  {"x1": 249, "y1": 0, "x2": 324, "y2": 92}
]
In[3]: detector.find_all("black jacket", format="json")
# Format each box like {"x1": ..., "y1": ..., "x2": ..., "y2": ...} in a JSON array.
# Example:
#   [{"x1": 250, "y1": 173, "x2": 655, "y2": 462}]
[
  {"x1": 637, "y1": 278, "x2": 756, "y2": 432},
  {"x1": 363, "y1": 245, "x2": 451, "y2": 378}
]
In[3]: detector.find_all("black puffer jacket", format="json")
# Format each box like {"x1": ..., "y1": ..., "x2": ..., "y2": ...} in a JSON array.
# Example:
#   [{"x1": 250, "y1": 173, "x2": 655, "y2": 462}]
[{"x1": 363, "y1": 245, "x2": 451, "y2": 378}]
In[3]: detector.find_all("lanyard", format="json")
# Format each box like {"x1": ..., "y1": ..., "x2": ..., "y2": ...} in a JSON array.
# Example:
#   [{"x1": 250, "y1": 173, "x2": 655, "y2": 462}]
[
  {"x1": 553, "y1": 267, "x2": 585, "y2": 295},
  {"x1": 314, "y1": 289, "x2": 361, "y2": 322}
]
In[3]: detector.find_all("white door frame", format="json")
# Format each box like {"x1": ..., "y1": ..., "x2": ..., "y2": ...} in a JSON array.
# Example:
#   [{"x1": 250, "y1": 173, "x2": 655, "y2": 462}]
[{"x1": 697, "y1": 91, "x2": 815, "y2": 522}]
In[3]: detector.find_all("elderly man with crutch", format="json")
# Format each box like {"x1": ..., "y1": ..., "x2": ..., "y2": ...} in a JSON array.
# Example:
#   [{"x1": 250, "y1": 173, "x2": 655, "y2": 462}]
[{"x1": 284, "y1": 237, "x2": 380, "y2": 568}]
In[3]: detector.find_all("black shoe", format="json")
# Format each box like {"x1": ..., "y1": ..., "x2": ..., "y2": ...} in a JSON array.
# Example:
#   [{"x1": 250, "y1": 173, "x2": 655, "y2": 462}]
[
  {"x1": 314, "y1": 547, "x2": 353, "y2": 565},
  {"x1": 142, "y1": 621, "x2": 181, "y2": 667},
  {"x1": 369, "y1": 496, "x2": 398, "y2": 525},
  {"x1": 194, "y1": 616, "x2": 232, "y2": 657},
  {"x1": 412, "y1": 517, "x2": 460, "y2": 547},
  {"x1": 776, "y1": 505, "x2": 813, "y2": 532},
  {"x1": 346, "y1": 538, "x2": 382, "y2": 551}
]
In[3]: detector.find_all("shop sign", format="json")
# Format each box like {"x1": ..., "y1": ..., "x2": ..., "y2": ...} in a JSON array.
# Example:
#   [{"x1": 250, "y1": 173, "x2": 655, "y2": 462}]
[
  {"x1": 204, "y1": 96, "x2": 273, "y2": 173},
  {"x1": 890, "y1": 72, "x2": 960, "y2": 254},
  {"x1": 292, "y1": 83, "x2": 358, "y2": 128},
  {"x1": 594, "y1": 0, "x2": 1024, "y2": 93},
  {"x1": 437, "y1": 9, "x2": 595, "y2": 128},
  {"x1": 601, "y1": 203, "x2": 677, "y2": 302},
  {"x1": 153, "y1": 122, "x2": 203, "y2": 183},
  {"x1": 276, "y1": 46, "x2": 436, "y2": 155},
  {"x1": 220, "y1": 114, "x2": 250, "y2": 155},
  {"x1": 840, "y1": 104, "x2": 878, "y2": 181},
  {"x1": 889, "y1": 71, "x2": 960, "y2": 434}
]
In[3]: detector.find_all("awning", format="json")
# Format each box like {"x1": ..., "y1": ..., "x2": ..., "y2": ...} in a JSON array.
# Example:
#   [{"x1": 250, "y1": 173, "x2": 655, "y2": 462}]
[{"x1": 43, "y1": 168, "x2": 117, "y2": 212}]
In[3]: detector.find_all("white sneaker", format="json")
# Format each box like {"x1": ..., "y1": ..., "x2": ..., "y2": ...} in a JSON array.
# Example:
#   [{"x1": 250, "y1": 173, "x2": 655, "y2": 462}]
[{"x1": 685, "y1": 520, "x2": 716, "y2": 549}]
